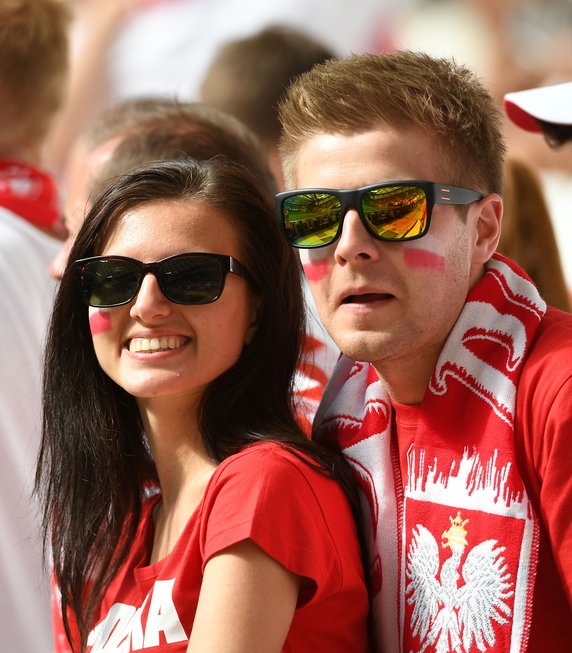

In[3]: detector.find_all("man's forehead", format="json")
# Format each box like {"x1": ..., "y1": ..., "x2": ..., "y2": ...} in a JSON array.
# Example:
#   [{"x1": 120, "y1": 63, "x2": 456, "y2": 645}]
[
  {"x1": 297, "y1": 126, "x2": 436, "y2": 159},
  {"x1": 293, "y1": 128, "x2": 443, "y2": 189}
]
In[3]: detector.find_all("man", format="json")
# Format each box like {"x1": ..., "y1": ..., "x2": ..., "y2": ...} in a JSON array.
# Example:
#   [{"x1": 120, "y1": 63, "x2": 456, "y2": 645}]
[
  {"x1": 0, "y1": 1, "x2": 71, "y2": 651},
  {"x1": 48, "y1": 0, "x2": 390, "y2": 176},
  {"x1": 49, "y1": 97, "x2": 276, "y2": 279},
  {"x1": 504, "y1": 81, "x2": 572, "y2": 148},
  {"x1": 200, "y1": 24, "x2": 334, "y2": 190},
  {"x1": 278, "y1": 51, "x2": 572, "y2": 651},
  {"x1": 503, "y1": 80, "x2": 572, "y2": 312}
]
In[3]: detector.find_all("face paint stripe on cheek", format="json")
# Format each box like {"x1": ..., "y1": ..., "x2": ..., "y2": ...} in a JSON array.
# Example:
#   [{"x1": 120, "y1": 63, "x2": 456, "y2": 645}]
[
  {"x1": 89, "y1": 308, "x2": 112, "y2": 335},
  {"x1": 403, "y1": 247, "x2": 446, "y2": 273},
  {"x1": 302, "y1": 259, "x2": 330, "y2": 282}
]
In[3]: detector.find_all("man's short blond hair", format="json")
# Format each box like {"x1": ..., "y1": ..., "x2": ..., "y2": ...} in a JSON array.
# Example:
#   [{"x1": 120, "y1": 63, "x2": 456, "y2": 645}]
[
  {"x1": 0, "y1": 0, "x2": 71, "y2": 153},
  {"x1": 279, "y1": 51, "x2": 505, "y2": 194}
]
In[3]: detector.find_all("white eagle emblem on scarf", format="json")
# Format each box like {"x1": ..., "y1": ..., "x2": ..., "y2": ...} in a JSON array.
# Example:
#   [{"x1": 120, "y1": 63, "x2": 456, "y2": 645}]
[{"x1": 406, "y1": 512, "x2": 514, "y2": 653}]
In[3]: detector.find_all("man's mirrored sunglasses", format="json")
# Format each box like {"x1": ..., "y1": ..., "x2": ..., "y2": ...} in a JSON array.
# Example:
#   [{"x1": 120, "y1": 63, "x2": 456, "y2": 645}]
[{"x1": 276, "y1": 180, "x2": 483, "y2": 248}]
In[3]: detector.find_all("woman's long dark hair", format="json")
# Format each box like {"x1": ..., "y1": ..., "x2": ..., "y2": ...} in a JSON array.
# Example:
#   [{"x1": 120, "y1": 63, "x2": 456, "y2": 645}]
[{"x1": 36, "y1": 158, "x2": 364, "y2": 651}]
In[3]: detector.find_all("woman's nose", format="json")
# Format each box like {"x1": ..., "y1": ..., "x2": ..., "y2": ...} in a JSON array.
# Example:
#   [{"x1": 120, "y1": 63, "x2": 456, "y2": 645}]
[{"x1": 129, "y1": 273, "x2": 173, "y2": 322}]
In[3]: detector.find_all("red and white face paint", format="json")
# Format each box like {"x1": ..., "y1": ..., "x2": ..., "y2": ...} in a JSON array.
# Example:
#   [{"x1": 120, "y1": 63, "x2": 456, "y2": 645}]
[
  {"x1": 301, "y1": 248, "x2": 331, "y2": 284},
  {"x1": 402, "y1": 234, "x2": 446, "y2": 273},
  {"x1": 89, "y1": 308, "x2": 113, "y2": 336}
]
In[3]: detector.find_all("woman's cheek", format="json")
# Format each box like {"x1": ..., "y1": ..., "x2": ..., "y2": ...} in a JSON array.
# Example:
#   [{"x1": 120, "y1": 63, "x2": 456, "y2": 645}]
[{"x1": 88, "y1": 308, "x2": 113, "y2": 336}]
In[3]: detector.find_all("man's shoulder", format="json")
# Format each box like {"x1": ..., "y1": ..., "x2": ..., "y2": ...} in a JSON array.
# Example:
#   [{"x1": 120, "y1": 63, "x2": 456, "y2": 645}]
[
  {"x1": 525, "y1": 307, "x2": 572, "y2": 371},
  {"x1": 517, "y1": 306, "x2": 572, "y2": 408}
]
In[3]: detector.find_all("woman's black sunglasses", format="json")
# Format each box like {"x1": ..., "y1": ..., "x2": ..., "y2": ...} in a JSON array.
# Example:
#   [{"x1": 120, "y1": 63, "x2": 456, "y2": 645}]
[
  {"x1": 74, "y1": 252, "x2": 250, "y2": 308},
  {"x1": 276, "y1": 180, "x2": 483, "y2": 248}
]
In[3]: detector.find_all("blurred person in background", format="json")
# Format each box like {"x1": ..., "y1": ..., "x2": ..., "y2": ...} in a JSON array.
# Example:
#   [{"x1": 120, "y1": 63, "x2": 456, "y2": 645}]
[
  {"x1": 500, "y1": 156, "x2": 571, "y2": 312},
  {"x1": 200, "y1": 24, "x2": 342, "y2": 414},
  {"x1": 504, "y1": 80, "x2": 572, "y2": 150},
  {"x1": 200, "y1": 24, "x2": 335, "y2": 190},
  {"x1": 48, "y1": 0, "x2": 401, "y2": 180},
  {"x1": 504, "y1": 80, "x2": 572, "y2": 306},
  {"x1": 49, "y1": 97, "x2": 275, "y2": 280},
  {"x1": 0, "y1": 1, "x2": 71, "y2": 651}
]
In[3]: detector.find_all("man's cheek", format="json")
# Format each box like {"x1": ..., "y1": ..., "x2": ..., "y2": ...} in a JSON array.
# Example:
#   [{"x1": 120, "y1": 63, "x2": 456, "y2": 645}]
[
  {"x1": 88, "y1": 308, "x2": 112, "y2": 336},
  {"x1": 402, "y1": 235, "x2": 446, "y2": 273}
]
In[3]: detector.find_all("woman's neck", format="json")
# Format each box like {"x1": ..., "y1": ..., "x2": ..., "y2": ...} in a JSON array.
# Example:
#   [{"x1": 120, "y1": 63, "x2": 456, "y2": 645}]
[
  {"x1": 140, "y1": 395, "x2": 217, "y2": 564},
  {"x1": 138, "y1": 395, "x2": 215, "y2": 508}
]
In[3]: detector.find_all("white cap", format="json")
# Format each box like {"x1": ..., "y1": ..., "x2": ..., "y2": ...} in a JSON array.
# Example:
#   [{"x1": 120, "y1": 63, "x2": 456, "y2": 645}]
[{"x1": 503, "y1": 81, "x2": 572, "y2": 132}]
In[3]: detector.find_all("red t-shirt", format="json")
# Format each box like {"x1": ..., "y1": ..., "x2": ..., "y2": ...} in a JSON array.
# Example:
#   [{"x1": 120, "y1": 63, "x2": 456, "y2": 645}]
[
  {"x1": 57, "y1": 442, "x2": 369, "y2": 652},
  {"x1": 393, "y1": 307, "x2": 572, "y2": 650}
]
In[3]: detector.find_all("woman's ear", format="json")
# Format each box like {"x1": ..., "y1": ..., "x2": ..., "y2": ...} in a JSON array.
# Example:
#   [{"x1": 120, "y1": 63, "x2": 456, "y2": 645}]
[{"x1": 471, "y1": 193, "x2": 503, "y2": 265}]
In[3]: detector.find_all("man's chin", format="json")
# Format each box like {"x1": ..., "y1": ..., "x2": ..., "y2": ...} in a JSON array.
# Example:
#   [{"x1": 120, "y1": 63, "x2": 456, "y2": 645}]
[{"x1": 334, "y1": 334, "x2": 396, "y2": 364}]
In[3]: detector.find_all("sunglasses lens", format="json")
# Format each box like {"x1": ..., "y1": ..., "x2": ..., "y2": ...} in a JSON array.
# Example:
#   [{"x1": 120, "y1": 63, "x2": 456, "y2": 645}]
[
  {"x1": 281, "y1": 193, "x2": 342, "y2": 247},
  {"x1": 362, "y1": 185, "x2": 428, "y2": 240},
  {"x1": 160, "y1": 255, "x2": 224, "y2": 304},
  {"x1": 80, "y1": 259, "x2": 141, "y2": 307}
]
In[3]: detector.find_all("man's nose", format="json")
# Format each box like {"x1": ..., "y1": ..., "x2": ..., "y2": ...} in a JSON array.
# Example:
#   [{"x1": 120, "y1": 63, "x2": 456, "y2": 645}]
[{"x1": 333, "y1": 208, "x2": 381, "y2": 263}]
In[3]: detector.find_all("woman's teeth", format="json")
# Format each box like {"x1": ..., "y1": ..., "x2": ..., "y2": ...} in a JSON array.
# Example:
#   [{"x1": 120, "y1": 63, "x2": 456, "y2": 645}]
[{"x1": 129, "y1": 336, "x2": 188, "y2": 353}]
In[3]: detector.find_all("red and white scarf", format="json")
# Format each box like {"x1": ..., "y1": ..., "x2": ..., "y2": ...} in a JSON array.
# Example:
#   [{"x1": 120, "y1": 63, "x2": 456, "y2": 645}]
[
  {"x1": 314, "y1": 254, "x2": 545, "y2": 652},
  {"x1": 0, "y1": 159, "x2": 60, "y2": 230}
]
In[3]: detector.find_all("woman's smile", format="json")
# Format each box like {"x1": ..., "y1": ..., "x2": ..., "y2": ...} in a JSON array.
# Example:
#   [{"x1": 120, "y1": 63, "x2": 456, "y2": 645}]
[{"x1": 127, "y1": 335, "x2": 190, "y2": 354}]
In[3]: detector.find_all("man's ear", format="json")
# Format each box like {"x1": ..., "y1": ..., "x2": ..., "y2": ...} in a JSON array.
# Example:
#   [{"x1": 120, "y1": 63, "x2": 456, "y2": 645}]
[{"x1": 471, "y1": 193, "x2": 503, "y2": 265}]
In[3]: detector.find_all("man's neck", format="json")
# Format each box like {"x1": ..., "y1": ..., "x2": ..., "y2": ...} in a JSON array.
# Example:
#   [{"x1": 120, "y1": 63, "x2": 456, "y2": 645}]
[{"x1": 372, "y1": 351, "x2": 438, "y2": 405}]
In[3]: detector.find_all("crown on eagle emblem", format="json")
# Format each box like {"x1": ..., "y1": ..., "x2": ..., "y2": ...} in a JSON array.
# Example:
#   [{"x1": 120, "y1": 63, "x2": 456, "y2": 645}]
[{"x1": 441, "y1": 511, "x2": 469, "y2": 551}]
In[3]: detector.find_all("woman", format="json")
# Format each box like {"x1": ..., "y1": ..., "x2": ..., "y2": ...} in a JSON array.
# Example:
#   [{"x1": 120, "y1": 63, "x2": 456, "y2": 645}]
[
  {"x1": 500, "y1": 156, "x2": 571, "y2": 312},
  {"x1": 36, "y1": 158, "x2": 370, "y2": 652}
]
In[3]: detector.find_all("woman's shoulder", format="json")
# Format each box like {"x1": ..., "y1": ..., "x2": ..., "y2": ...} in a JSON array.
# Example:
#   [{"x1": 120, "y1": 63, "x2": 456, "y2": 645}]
[
  {"x1": 199, "y1": 441, "x2": 362, "y2": 599},
  {"x1": 214, "y1": 441, "x2": 329, "y2": 486},
  {"x1": 205, "y1": 441, "x2": 352, "y2": 526},
  {"x1": 226, "y1": 440, "x2": 307, "y2": 462}
]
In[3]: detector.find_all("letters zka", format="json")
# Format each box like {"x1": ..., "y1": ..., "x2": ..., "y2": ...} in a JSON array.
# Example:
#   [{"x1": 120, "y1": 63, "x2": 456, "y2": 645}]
[{"x1": 88, "y1": 579, "x2": 187, "y2": 652}]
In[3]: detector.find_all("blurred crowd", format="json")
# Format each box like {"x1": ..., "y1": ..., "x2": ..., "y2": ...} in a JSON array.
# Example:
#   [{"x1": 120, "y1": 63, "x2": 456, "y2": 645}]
[{"x1": 49, "y1": 0, "x2": 572, "y2": 293}]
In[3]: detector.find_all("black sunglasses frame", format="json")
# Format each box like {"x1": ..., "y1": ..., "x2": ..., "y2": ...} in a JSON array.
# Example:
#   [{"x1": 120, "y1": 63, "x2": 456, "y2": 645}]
[
  {"x1": 276, "y1": 180, "x2": 483, "y2": 249},
  {"x1": 74, "y1": 252, "x2": 250, "y2": 307}
]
